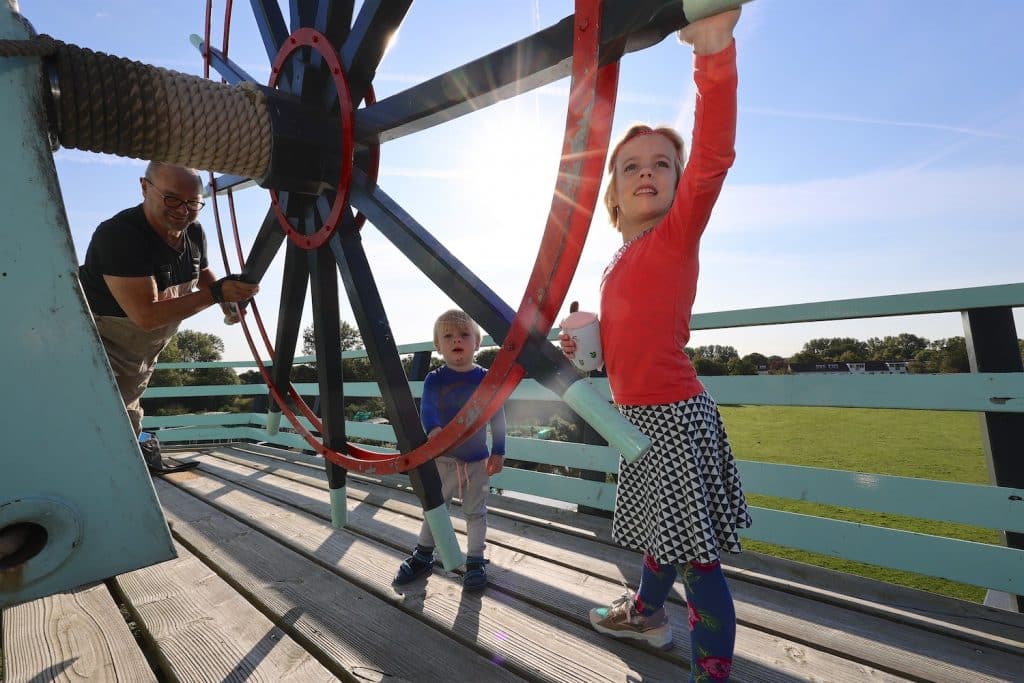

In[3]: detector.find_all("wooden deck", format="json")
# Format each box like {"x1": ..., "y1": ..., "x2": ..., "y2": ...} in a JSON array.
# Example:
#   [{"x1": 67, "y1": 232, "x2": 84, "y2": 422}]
[{"x1": 4, "y1": 443, "x2": 1023, "y2": 682}]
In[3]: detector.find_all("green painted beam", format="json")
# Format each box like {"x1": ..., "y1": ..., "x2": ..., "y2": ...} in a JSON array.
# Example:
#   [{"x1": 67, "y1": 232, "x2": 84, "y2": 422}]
[
  {"x1": 143, "y1": 371, "x2": 1024, "y2": 412},
  {"x1": 144, "y1": 413, "x2": 263, "y2": 428},
  {"x1": 152, "y1": 421, "x2": 1024, "y2": 592},
  {"x1": 1, "y1": 4, "x2": 174, "y2": 608},
  {"x1": 142, "y1": 383, "x2": 319, "y2": 397},
  {"x1": 692, "y1": 283, "x2": 1024, "y2": 329},
  {"x1": 144, "y1": 417, "x2": 1024, "y2": 532},
  {"x1": 148, "y1": 413, "x2": 622, "y2": 470},
  {"x1": 739, "y1": 461, "x2": 1024, "y2": 532},
  {"x1": 742, "y1": 507, "x2": 1023, "y2": 594},
  {"x1": 154, "y1": 283, "x2": 1024, "y2": 373},
  {"x1": 152, "y1": 425, "x2": 304, "y2": 449},
  {"x1": 490, "y1": 467, "x2": 617, "y2": 510},
  {"x1": 702, "y1": 373, "x2": 1024, "y2": 412},
  {"x1": 151, "y1": 418, "x2": 1021, "y2": 531}
]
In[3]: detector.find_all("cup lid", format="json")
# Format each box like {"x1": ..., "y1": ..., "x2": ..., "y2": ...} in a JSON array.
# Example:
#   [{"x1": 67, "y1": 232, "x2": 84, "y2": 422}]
[{"x1": 560, "y1": 310, "x2": 598, "y2": 329}]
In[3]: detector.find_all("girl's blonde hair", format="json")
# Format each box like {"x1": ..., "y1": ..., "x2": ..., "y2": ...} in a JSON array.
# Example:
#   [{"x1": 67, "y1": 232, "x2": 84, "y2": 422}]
[
  {"x1": 603, "y1": 125, "x2": 686, "y2": 230},
  {"x1": 433, "y1": 309, "x2": 482, "y2": 348}
]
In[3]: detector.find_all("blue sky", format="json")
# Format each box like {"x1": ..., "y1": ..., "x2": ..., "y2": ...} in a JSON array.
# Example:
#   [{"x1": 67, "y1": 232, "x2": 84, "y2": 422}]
[{"x1": 23, "y1": 0, "x2": 1024, "y2": 361}]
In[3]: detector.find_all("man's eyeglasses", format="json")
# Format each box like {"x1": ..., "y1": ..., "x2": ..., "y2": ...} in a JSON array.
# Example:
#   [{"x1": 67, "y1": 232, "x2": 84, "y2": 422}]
[{"x1": 143, "y1": 177, "x2": 205, "y2": 212}]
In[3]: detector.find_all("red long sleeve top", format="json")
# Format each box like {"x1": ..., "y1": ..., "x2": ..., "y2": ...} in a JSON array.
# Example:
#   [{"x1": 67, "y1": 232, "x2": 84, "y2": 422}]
[{"x1": 599, "y1": 41, "x2": 737, "y2": 406}]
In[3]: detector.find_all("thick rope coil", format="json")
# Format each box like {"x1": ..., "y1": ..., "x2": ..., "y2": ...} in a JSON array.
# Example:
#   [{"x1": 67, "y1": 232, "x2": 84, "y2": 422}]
[{"x1": 0, "y1": 35, "x2": 271, "y2": 179}]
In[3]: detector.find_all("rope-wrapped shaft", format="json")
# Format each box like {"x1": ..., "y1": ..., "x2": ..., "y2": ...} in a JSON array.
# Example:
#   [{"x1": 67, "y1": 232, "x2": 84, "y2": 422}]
[{"x1": 0, "y1": 35, "x2": 271, "y2": 179}]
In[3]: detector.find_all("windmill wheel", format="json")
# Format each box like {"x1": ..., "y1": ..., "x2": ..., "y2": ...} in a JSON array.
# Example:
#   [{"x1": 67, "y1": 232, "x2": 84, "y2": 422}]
[{"x1": 198, "y1": 0, "x2": 730, "y2": 493}]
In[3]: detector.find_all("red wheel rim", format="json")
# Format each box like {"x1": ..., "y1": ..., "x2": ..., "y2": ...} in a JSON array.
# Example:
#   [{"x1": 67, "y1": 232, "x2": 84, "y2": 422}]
[
  {"x1": 268, "y1": 28, "x2": 355, "y2": 250},
  {"x1": 205, "y1": 0, "x2": 618, "y2": 474}
]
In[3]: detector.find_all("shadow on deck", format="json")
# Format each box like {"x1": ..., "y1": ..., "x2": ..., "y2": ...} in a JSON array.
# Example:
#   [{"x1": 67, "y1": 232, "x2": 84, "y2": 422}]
[{"x1": 4, "y1": 443, "x2": 1023, "y2": 682}]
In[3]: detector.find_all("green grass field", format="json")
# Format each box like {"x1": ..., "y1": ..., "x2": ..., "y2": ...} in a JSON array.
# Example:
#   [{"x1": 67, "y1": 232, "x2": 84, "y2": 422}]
[{"x1": 718, "y1": 406, "x2": 998, "y2": 603}]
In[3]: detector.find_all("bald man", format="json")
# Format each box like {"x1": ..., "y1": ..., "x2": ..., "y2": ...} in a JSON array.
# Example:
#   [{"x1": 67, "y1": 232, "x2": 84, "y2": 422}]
[{"x1": 79, "y1": 162, "x2": 258, "y2": 473}]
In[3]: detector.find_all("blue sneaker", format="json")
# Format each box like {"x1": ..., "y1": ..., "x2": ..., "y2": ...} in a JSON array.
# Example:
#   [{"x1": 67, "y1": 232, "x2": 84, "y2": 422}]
[
  {"x1": 462, "y1": 557, "x2": 489, "y2": 592},
  {"x1": 392, "y1": 552, "x2": 433, "y2": 586}
]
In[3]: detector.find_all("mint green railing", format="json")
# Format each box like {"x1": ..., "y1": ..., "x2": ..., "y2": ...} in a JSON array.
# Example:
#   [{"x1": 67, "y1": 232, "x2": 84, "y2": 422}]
[{"x1": 145, "y1": 283, "x2": 1024, "y2": 598}]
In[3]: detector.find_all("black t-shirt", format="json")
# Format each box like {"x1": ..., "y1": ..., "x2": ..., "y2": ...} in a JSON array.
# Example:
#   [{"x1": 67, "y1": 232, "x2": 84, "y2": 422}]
[{"x1": 79, "y1": 205, "x2": 209, "y2": 317}]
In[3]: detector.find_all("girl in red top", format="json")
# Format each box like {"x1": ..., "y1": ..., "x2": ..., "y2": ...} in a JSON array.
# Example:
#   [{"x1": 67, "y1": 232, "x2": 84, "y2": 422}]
[{"x1": 560, "y1": 9, "x2": 750, "y2": 680}]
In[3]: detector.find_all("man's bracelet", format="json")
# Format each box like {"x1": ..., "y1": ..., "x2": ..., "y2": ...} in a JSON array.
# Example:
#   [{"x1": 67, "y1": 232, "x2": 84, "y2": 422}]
[{"x1": 209, "y1": 279, "x2": 226, "y2": 304}]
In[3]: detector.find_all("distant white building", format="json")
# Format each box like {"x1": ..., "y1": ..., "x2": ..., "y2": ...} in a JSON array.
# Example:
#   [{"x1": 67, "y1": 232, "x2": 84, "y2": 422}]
[{"x1": 784, "y1": 361, "x2": 909, "y2": 375}]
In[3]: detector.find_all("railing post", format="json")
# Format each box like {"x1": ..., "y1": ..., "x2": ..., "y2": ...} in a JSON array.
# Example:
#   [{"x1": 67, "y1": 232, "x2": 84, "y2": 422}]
[
  {"x1": 576, "y1": 369, "x2": 613, "y2": 518},
  {"x1": 963, "y1": 306, "x2": 1024, "y2": 612},
  {"x1": 409, "y1": 350, "x2": 433, "y2": 382}
]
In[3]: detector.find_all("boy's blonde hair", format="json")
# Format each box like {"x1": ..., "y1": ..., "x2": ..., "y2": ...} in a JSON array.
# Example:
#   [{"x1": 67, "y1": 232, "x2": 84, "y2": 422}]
[
  {"x1": 603, "y1": 124, "x2": 686, "y2": 230},
  {"x1": 433, "y1": 309, "x2": 482, "y2": 349}
]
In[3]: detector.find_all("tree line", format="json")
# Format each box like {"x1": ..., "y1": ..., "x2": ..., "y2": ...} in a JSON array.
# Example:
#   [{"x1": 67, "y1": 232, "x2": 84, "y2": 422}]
[{"x1": 679, "y1": 334, "x2": 993, "y2": 377}]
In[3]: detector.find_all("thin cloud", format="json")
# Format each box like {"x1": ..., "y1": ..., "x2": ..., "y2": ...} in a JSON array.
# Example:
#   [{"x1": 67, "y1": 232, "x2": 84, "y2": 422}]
[
  {"x1": 745, "y1": 106, "x2": 1021, "y2": 141},
  {"x1": 710, "y1": 164, "x2": 1024, "y2": 235}
]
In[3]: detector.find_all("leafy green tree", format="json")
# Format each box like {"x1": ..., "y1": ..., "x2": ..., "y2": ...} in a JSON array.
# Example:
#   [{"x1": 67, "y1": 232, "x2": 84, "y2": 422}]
[
  {"x1": 693, "y1": 357, "x2": 728, "y2": 376},
  {"x1": 148, "y1": 329, "x2": 239, "y2": 413},
  {"x1": 302, "y1": 320, "x2": 362, "y2": 355},
  {"x1": 476, "y1": 347, "x2": 499, "y2": 368},
  {"x1": 866, "y1": 334, "x2": 929, "y2": 360},
  {"x1": 691, "y1": 345, "x2": 740, "y2": 364},
  {"x1": 727, "y1": 357, "x2": 757, "y2": 375},
  {"x1": 238, "y1": 369, "x2": 264, "y2": 384},
  {"x1": 788, "y1": 350, "x2": 823, "y2": 365},
  {"x1": 299, "y1": 319, "x2": 369, "y2": 380},
  {"x1": 743, "y1": 352, "x2": 768, "y2": 369},
  {"x1": 798, "y1": 337, "x2": 868, "y2": 362},
  {"x1": 152, "y1": 330, "x2": 238, "y2": 387},
  {"x1": 934, "y1": 337, "x2": 970, "y2": 373},
  {"x1": 912, "y1": 337, "x2": 970, "y2": 373}
]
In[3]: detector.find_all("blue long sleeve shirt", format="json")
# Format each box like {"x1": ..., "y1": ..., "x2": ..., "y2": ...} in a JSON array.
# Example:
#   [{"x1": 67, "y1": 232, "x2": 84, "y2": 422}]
[{"x1": 420, "y1": 364, "x2": 506, "y2": 462}]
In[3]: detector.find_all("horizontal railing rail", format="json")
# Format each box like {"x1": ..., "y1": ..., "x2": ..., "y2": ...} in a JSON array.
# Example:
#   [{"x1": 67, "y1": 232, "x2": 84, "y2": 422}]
[{"x1": 143, "y1": 283, "x2": 1024, "y2": 597}]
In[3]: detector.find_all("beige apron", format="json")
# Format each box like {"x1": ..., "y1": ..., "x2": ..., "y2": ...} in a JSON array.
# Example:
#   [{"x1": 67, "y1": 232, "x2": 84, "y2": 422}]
[{"x1": 93, "y1": 279, "x2": 196, "y2": 435}]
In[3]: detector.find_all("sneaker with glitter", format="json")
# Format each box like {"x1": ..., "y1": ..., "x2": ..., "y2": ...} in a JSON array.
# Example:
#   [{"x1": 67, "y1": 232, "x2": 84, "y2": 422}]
[{"x1": 589, "y1": 593, "x2": 673, "y2": 650}]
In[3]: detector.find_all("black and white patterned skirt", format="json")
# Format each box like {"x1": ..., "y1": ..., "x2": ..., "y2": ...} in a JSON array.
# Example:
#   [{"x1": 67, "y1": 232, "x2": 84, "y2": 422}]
[{"x1": 612, "y1": 392, "x2": 752, "y2": 565}]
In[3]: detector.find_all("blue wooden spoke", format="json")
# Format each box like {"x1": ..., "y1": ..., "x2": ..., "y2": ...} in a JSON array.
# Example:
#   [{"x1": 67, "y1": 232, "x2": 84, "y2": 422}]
[
  {"x1": 306, "y1": 219, "x2": 349, "y2": 497},
  {"x1": 205, "y1": 174, "x2": 256, "y2": 197},
  {"x1": 351, "y1": 0, "x2": 685, "y2": 145},
  {"x1": 341, "y1": 0, "x2": 413, "y2": 106},
  {"x1": 240, "y1": 203, "x2": 288, "y2": 284},
  {"x1": 321, "y1": 206, "x2": 423, "y2": 452},
  {"x1": 323, "y1": 207, "x2": 445, "y2": 512},
  {"x1": 267, "y1": 238, "x2": 311, "y2": 422},
  {"x1": 347, "y1": 168, "x2": 578, "y2": 395},
  {"x1": 250, "y1": 0, "x2": 290, "y2": 63},
  {"x1": 189, "y1": 35, "x2": 257, "y2": 85},
  {"x1": 281, "y1": 1, "x2": 356, "y2": 110},
  {"x1": 305, "y1": 0, "x2": 353, "y2": 44}
]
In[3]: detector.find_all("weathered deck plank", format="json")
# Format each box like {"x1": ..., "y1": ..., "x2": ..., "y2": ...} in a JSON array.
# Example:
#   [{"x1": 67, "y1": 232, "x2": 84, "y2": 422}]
[
  {"x1": 113, "y1": 538, "x2": 336, "y2": 682},
  {"x1": 2, "y1": 582, "x2": 156, "y2": 683},
  {"x1": 185, "y1": 444, "x2": 1024, "y2": 682},
  {"x1": 155, "y1": 479, "x2": 523, "y2": 682},
  {"x1": 5, "y1": 441, "x2": 1022, "y2": 683},
  {"x1": 160, "y1": 468, "x2": 693, "y2": 682},
  {"x1": 173, "y1": 448, "x2": 914, "y2": 682}
]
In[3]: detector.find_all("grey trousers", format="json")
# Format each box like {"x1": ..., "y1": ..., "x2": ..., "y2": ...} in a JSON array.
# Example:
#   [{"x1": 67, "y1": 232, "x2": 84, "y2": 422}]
[
  {"x1": 94, "y1": 315, "x2": 180, "y2": 436},
  {"x1": 416, "y1": 456, "x2": 491, "y2": 558}
]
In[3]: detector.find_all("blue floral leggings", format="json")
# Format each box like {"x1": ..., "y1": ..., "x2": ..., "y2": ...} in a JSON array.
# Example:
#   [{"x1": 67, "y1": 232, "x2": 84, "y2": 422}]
[{"x1": 635, "y1": 553, "x2": 736, "y2": 682}]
